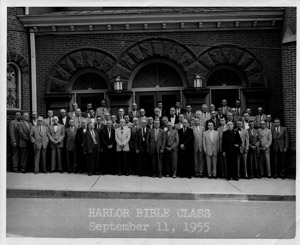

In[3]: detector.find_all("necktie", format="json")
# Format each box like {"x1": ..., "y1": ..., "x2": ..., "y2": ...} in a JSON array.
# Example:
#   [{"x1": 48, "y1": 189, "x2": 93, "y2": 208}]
[
  {"x1": 204, "y1": 113, "x2": 206, "y2": 118},
  {"x1": 71, "y1": 127, "x2": 73, "y2": 132},
  {"x1": 183, "y1": 128, "x2": 185, "y2": 133},
  {"x1": 40, "y1": 126, "x2": 42, "y2": 132},
  {"x1": 155, "y1": 129, "x2": 158, "y2": 141},
  {"x1": 108, "y1": 128, "x2": 111, "y2": 138}
]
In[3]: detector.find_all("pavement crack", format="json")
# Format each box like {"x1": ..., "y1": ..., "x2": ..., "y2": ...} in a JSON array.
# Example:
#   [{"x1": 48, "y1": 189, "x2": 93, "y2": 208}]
[
  {"x1": 90, "y1": 175, "x2": 101, "y2": 190},
  {"x1": 184, "y1": 179, "x2": 193, "y2": 193},
  {"x1": 227, "y1": 181, "x2": 242, "y2": 193}
]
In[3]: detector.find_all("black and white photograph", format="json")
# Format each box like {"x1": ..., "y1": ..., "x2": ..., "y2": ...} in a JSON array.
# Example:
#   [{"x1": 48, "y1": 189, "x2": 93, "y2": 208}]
[{"x1": 1, "y1": 0, "x2": 298, "y2": 244}]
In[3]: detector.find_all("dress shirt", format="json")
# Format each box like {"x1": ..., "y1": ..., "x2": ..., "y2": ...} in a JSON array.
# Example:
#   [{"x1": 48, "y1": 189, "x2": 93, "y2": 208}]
[{"x1": 209, "y1": 130, "x2": 214, "y2": 141}]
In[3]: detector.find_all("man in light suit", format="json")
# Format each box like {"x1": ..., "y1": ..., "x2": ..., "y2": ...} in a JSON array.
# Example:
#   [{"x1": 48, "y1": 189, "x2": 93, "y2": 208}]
[
  {"x1": 217, "y1": 118, "x2": 228, "y2": 178},
  {"x1": 48, "y1": 116, "x2": 65, "y2": 173},
  {"x1": 17, "y1": 112, "x2": 32, "y2": 173},
  {"x1": 271, "y1": 118, "x2": 289, "y2": 179},
  {"x1": 9, "y1": 111, "x2": 22, "y2": 172},
  {"x1": 178, "y1": 119, "x2": 194, "y2": 178},
  {"x1": 236, "y1": 121, "x2": 249, "y2": 179},
  {"x1": 147, "y1": 119, "x2": 166, "y2": 178},
  {"x1": 115, "y1": 119, "x2": 131, "y2": 176},
  {"x1": 205, "y1": 110, "x2": 219, "y2": 130},
  {"x1": 164, "y1": 122, "x2": 179, "y2": 178},
  {"x1": 200, "y1": 104, "x2": 211, "y2": 122},
  {"x1": 30, "y1": 116, "x2": 49, "y2": 174},
  {"x1": 247, "y1": 120, "x2": 260, "y2": 178},
  {"x1": 241, "y1": 112, "x2": 250, "y2": 130},
  {"x1": 135, "y1": 119, "x2": 150, "y2": 176},
  {"x1": 203, "y1": 121, "x2": 219, "y2": 179},
  {"x1": 183, "y1": 104, "x2": 194, "y2": 124},
  {"x1": 221, "y1": 99, "x2": 231, "y2": 115},
  {"x1": 43, "y1": 110, "x2": 54, "y2": 127},
  {"x1": 129, "y1": 103, "x2": 140, "y2": 122},
  {"x1": 194, "y1": 110, "x2": 206, "y2": 127},
  {"x1": 68, "y1": 102, "x2": 78, "y2": 119},
  {"x1": 65, "y1": 119, "x2": 78, "y2": 173},
  {"x1": 255, "y1": 107, "x2": 267, "y2": 128},
  {"x1": 192, "y1": 118, "x2": 205, "y2": 178},
  {"x1": 74, "y1": 108, "x2": 86, "y2": 128},
  {"x1": 95, "y1": 99, "x2": 111, "y2": 119},
  {"x1": 258, "y1": 120, "x2": 272, "y2": 178},
  {"x1": 83, "y1": 122, "x2": 101, "y2": 176}
]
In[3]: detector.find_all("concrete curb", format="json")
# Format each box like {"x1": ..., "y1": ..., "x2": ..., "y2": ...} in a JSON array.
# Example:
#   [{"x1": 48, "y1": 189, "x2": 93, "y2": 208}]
[{"x1": 7, "y1": 189, "x2": 296, "y2": 201}]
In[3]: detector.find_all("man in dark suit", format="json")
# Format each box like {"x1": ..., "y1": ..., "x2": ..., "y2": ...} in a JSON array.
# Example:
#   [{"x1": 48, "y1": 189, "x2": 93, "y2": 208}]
[
  {"x1": 178, "y1": 119, "x2": 194, "y2": 178},
  {"x1": 205, "y1": 110, "x2": 219, "y2": 130},
  {"x1": 31, "y1": 111, "x2": 38, "y2": 126},
  {"x1": 164, "y1": 122, "x2": 179, "y2": 178},
  {"x1": 226, "y1": 112, "x2": 237, "y2": 128},
  {"x1": 135, "y1": 119, "x2": 151, "y2": 176},
  {"x1": 175, "y1": 101, "x2": 186, "y2": 116},
  {"x1": 183, "y1": 104, "x2": 194, "y2": 124},
  {"x1": 76, "y1": 119, "x2": 88, "y2": 173},
  {"x1": 30, "y1": 116, "x2": 50, "y2": 174},
  {"x1": 221, "y1": 99, "x2": 231, "y2": 115},
  {"x1": 216, "y1": 107, "x2": 226, "y2": 120},
  {"x1": 271, "y1": 118, "x2": 289, "y2": 179},
  {"x1": 48, "y1": 116, "x2": 65, "y2": 173},
  {"x1": 58, "y1": 109, "x2": 71, "y2": 128},
  {"x1": 9, "y1": 111, "x2": 22, "y2": 172},
  {"x1": 266, "y1": 114, "x2": 275, "y2": 130},
  {"x1": 247, "y1": 120, "x2": 260, "y2": 178},
  {"x1": 17, "y1": 112, "x2": 32, "y2": 173},
  {"x1": 153, "y1": 107, "x2": 162, "y2": 123},
  {"x1": 95, "y1": 116, "x2": 106, "y2": 132},
  {"x1": 234, "y1": 99, "x2": 244, "y2": 116},
  {"x1": 129, "y1": 103, "x2": 140, "y2": 122},
  {"x1": 129, "y1": 117, "x2": 139, "y2": 174},
  {"x1": 254, "y1": 107, "x2": 267, "y2": 128},
  {"x1": 82, "y1": 103, "x2": 93, "y2": 118},
  {"x1": 147, "y1": 119, "x2": 166, "y2": 178},
  {"x1": 100, "y1": 120, "x2": 116, "y2": 175},
  {"x1": 83, "y1": 122, "x2": 101, "y2": 176},
  {"x1": 168, "y1": 107, "x2": 179, "y2": 127},
  {"x1": 222, "y1": 121, "x2": 242, "y2": 181},
  {"x1": 217, "y1": 118, "x2": 228, "y2": 178},
  {"x1": 116, "y1": 108, "x2": 125, "y2": 124},
  {"x1": 157, "y1": 101, "x2": 167, "y2": 117},
  {"x1": 111, "y1": 115, "x2": 120, "y2": 129},
  {"x1": 65, "y1": 118, "x2": 78, "y2": 173}
]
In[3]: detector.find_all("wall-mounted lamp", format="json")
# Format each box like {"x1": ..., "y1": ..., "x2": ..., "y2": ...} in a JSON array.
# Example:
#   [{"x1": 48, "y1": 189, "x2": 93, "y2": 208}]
[
  {"x1": 194, "y1": 74, "x2": 203, "y2": 90},
  {"x1": 114, "y1": 76, "x2": 122, "y2": 93}
]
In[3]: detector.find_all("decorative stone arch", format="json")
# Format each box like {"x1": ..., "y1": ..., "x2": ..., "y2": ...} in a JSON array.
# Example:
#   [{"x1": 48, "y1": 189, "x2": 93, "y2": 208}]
[
  {"x1": 197, "y1": 44, "x2": 267, "y2": 87},
  {"x1": 7, "y1": 51, "x2": 29, "y2": 74},
  {"x1": 117, "y1": 37, "x2": 198, "y2": 88},
  {"x1": 47, "y1": 48, "x2": 117, "y2": 92}
]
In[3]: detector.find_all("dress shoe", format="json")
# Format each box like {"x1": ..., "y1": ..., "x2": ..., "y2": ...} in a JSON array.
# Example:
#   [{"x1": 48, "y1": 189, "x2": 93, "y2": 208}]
[
  {"x1": 42, "y1": 171, "x2": 48, "y2": 174},
  {"x1": 152, "y1": 175, "x2": 156, "y2": 178},
  {"x1": 199, "y1": 174, "x2": 204, "y2": 178},
  {"x1": 208, "y1": 176, "x2": 212, "y2": 179},
  {"x1": 88, "y1": 172, "x2": 92, "y2": 176},
  {"x1": 68, "y1": 170, "x2": 72, "y2": 174},
  {"x1": 188, "y1": 176, "x2": 192, "y2": 179},
  {"x1": 267, "y1": 176, "x2": 271, "y2": 179},
  {"x1": 257, "y1": 175, "x2": 261, "y2": 179},
  {"x1": 34, "y1": 171, "x2": 38, "y2": 174},
  {"x1": 95, "y1": 172, "x2": 100, "y2": 175},
  {"x1": 166, "y1": 174, "x2": 170, "y2": 177},
  {"x1": 13, "y1": 170, "x2": 20, "y2": 173},
  {"x1": 158, "y1": 175, "x2": 162, "y2": 178},
  {"x1": 195, "y1": 173, "x2": 199, "y2": 178},
  {"x1": 273, "y1": 176, "x2": 277, "y2": 179},
  {"x1": 60, "y1": 171, "x2": 64, "y2": 173},
  {"x1": 172, "y1": 175, "x2": 176, "y2": 178},
  {"x1": 21, "y1": 170, "x2": 26, "y2": 174},
  {"x1": 234, "y1": 178, "x2": 239, "y2": 181},
  {"x1": 126, "y1": 173, "x2": 129, "y2": 176},
  {"x1": 213, "y1": 176, "x2": 217, "y2": 179},
  {"x1": 226, "y1": 178, "x2": 230, "y2": 181},
  {"x1": 281, "y1": 176, "x2": 286, "y2": 179},
  {"x1": 245, "y1": 176, "x2": 250, "y2": 179}
]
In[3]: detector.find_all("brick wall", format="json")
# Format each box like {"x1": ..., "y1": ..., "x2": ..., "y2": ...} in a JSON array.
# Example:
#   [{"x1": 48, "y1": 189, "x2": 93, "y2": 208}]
[
  {"x1": 7, "y1": 7, "x2": 30, "y2": 168},
  {"x1": 35, "y1": 29, "x2": 283, "y2": 118}
]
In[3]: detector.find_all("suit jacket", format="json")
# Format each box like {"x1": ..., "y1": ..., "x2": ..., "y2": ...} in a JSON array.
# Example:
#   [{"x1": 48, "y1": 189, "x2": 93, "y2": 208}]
[
  {"x1": 237, "y1": 128, "x2": 249, "y2": 153},
  {"x1": 192, "y1": 125, "x2": 205, "y2": 152},
  {"x1": 200, "y1": 112, "x2": 211, "y2": 121},
  {"x1": 234, "y1": 107, "x2": 245, "y2": 116},
  {"x1": 164, "y1": 129, "x2": 179, "y2": 151},
  {"x1": 94, "y1": 123, "x2": 106, "y2": 133},
  {"x1": 147, "y1": 128, "x2": 166, "y2": 154},
  {"x1": 9, "y1": 119, "x2": 21, "y2": 145},
  {"x1": 129, "y1": 110, "x2": 141, "y2": 122},
  {"x1": 183, "y1": 112, "x2": 195, "y2": 123},
  {"x1": 115, "y1": 126, "x2": 131, "y2": 152},
  {"x1": 178, "y1": 127, "x2": 194, "y2": 152},
  {"x1": 65, "y1": 127, "x2": 78, "y2": 151},
  {"x1": 74, "y1": 116, "x2": 86, "y2": 128},
  {"x1": 222, "y1": 129, "x2": 242, "y2": 154},
  {"x1": 147, "y1": 124, "x2": 154, "y2": 130},
  {"x1": 217, "y1": 125, "x2": 228, "y2": 152},
  {"x1": 58, "y1": 116, "x2": 71, "y2": 128},
  {"x1": 272, "y1": 126, "x2": 289, "y2": 152},
  {"x1": 83, "y1": 129, "x2": 101, "y2": 153},
  {"x1": 43, "y1": 117, "x2": 53, "y2": 127},
  {"x1": 222, "y1": 106, "x2": 232, "y2": 115},
  {"x1": 135, "y1": 127, "x2": 150, "y2": 153},
  {"x1": 48, "y1": 124, "x2": 65, "y2": 148},
  {"x1": 255, "y1": 114, "x2": 267, "y2": 127},
  {"x1": 130, "y1": 125, "x2": 139, "y2": 149},
  {"x1": 30, "y1": 125, "x2": 49, "y2": 151},
  {"x1": 18, "y1": 120, "x2": 33, "y2": 147},
  {"x1": 266, "y1": 121, "x2": 275, "y2": 130},
  {"x1": 100, "y1": 127, "x2": 116, "y2": 150},
  {"x1": 138, "y1": 116, "x2": 148, "y2": 126},
  {"x1": 168, "y1": 115, "x2": 179, "y2": 126},
  {"x1": 112, "y1": 122, "x2": 120, "y2": 129},
  {"x1": 76, "y1": 127, "x2": 87, "y2": 149},
  {"x1": 31, "y1": 119, "x2": 38, "y2": 126},
  {"x1": 258, "y1": 128, "x2": 272, "y2": 151},
  {"x1": 95, "y1": 107, "x2": 111, "y2": 119},
  {"x1": 203, "y1": 130, "x2": 219, "y2": 156},
  {"x1": 68, "y1": 111, "x2": 76, "y2": 119},
  {"x1": 247, "y1": 128, "x2": 260, "y2": 152},
  {"x1": 175, "y1": 108, "x2": 186, "y2": 116}
]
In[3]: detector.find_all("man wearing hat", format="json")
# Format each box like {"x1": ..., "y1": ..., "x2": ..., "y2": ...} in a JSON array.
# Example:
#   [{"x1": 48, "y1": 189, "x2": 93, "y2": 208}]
[{"x1": 30, "y1": 116, "x2": 50, "y2": 174}]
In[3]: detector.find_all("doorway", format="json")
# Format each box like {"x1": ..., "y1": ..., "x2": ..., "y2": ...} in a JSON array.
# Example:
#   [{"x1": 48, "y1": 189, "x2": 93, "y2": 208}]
[
  {"x1": 211, "y1": 89, "x2": 239, "y2": 108},
  {"x1": 135, "y1": 91, "x2": 180, "y2": 116},
  {"x1": 76, "y1": 93, "x2": 104, "y2": 111}
]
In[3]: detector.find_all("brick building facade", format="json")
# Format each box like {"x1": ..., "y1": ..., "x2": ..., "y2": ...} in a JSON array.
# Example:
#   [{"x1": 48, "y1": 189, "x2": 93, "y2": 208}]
[{"x1": 7, "y1": 7, "x2": 296, "y2": 173}]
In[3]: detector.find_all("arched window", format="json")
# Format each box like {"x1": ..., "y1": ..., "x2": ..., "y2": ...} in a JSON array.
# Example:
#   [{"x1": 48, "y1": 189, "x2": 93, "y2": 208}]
[
  {"x1": 206, "y1": 66, "x2": 246, "y2": 87},
  {"x1": 7, "y1": 63, "x2": 21, "y2": 109}
]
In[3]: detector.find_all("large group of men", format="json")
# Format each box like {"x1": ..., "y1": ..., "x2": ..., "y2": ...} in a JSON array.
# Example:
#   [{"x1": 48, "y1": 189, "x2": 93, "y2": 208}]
[{"x1": 9, "y1": 98, "x2": 289, "y2": 180}]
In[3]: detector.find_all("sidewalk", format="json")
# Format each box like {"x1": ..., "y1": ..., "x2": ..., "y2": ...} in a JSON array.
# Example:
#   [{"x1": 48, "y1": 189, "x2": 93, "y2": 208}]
[{"x1": 6, "y1": 172, "x2": 296, "y2": 201}]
